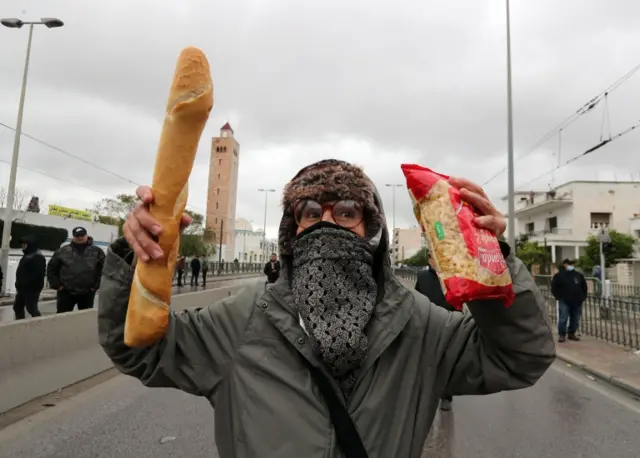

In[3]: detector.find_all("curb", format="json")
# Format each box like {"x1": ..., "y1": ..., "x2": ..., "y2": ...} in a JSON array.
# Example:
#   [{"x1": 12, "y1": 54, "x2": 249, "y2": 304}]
[
  {"x1": 0, "y1": 273, "x2": 262, "y2": 307},
  {"x1": 555, "y1": 350, "x2": 640, "y2": 398}
]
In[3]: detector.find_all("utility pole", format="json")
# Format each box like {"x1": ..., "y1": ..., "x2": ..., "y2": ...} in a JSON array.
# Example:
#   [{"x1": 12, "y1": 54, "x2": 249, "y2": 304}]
[
  {"x1": 258, "y1": 188, "x2": 275, "y2": 262},
  {"x1": 505, "y1": 0, "x2": 517, "y2": 251},
  {"x1": 218, "y1": 219, "x2": 224, "y2": 264},
  {"x1": 0, "y1": 17, "x2": 64, "y2": 294}
]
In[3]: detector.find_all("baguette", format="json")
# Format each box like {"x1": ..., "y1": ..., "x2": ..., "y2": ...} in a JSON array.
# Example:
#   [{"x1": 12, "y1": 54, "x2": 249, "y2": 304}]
[{"x1": 124, "y1": 47, "x2": 213, "y2": 347}]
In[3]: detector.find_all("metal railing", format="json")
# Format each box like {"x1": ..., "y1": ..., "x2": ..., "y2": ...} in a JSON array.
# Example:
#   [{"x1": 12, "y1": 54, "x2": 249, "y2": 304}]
[
  {"x1": 535, "y1": 275, "x2": 640, "y2": 299},
  {"x1": 174, "y1": 262, "x2": 263, "y2": 285},
  {"x1": 398, "y1": 270, "x2": 640, "y2": 350},
  {"x1": 538, "y1": 287, "x2": 640, "y2": 350}
]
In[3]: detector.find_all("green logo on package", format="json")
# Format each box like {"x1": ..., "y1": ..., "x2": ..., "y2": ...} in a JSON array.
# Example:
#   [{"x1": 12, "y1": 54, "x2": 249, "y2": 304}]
[{"x1": 434, "y1": 221, "x2": 445, "y2": 240}]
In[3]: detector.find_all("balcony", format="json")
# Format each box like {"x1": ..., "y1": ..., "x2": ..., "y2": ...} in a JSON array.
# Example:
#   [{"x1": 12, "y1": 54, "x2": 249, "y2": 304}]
[
  {"x1": 523, "y1": 228, "x2": 574, "y2": 243},
  {"x1": 514, "y1": 190, "x2": 573, "y2": 216}
]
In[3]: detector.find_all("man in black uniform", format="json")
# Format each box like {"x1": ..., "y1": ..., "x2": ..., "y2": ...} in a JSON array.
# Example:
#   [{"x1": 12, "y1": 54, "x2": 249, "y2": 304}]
[
  {"x1": 415, "y1": 252, "x2": 457, "y2": 411},
  {"x1": 47, "y1": 227, "x2": 106, "y2": 313},
  {"x1": 14, "y1": 235, "x2": 46, "y2": 319}
]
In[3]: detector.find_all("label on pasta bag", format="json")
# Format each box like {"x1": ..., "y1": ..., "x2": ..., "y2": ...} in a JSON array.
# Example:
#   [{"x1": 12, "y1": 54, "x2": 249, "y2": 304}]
[{"x1": 476, "y1": 233, "x2": 508, "y2": 276}]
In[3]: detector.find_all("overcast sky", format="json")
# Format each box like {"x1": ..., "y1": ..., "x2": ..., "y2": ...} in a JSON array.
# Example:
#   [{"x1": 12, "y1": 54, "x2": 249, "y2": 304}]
[{"x1": 1, "y1": 0, "x2": 640, "y2": 239}]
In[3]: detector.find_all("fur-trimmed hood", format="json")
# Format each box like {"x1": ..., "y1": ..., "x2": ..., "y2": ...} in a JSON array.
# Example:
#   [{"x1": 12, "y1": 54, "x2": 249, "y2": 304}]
[{"x1": 277, "y1": 159, "x2": 392, "y2": 296}]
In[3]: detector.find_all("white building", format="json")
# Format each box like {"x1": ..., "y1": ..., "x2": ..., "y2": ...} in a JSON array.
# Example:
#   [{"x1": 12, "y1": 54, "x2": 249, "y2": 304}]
[
  {"x1": 234, "y1": 218, "x2": 278, "y2": 263},
  {"x1": 392, "y1": 226, "x2": 425, "y2": 264},
  {"x1": 504, "y1": 181, "x2": 640, "y2": 263}
]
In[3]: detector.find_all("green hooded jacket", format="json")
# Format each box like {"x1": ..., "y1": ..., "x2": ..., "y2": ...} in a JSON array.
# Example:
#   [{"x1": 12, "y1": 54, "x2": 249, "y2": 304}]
[{"x1": 99, "y1": 182, "x2": 555, "y2": 457}]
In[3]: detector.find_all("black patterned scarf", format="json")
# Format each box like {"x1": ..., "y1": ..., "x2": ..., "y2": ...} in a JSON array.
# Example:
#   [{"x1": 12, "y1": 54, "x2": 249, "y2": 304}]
[{"x1": 291, "y1": 223, "x2": 378, "y2": 397}]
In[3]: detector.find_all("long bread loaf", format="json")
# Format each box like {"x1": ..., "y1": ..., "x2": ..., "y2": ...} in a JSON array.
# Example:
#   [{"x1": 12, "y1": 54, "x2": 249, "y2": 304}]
[{"x1": 124, "y1": 47, "x2": 213, "y2": 347}]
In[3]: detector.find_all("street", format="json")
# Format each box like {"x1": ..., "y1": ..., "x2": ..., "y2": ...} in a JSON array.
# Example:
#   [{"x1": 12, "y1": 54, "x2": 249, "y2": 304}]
[{"x1": 0, "y1": 360, "x2": 638, "y2": 458}]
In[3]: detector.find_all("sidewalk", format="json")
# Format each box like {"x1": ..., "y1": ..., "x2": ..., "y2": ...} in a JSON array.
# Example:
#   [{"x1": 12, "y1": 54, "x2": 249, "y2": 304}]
[
  {"x1": 0, "y1": 272, "x2": 263, "y2": 307},
  {"x1": 554, "y1": 334, "x2": 640, "y2": 397}
]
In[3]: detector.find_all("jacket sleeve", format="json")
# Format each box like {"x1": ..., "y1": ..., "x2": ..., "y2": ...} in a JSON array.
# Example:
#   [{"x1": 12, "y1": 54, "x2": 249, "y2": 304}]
[
  {"x1": 94, "y1": 248, "x2": 106, "y2": 290},
  {"x1": 47, "y1": 250, "x2": 62, "y2": 290},
  {"x1": 437, "y1": 246, "x2": 555, "y2": 396},
  {"x1": 98, "y1": 239, "x2": 253, "y2": 397},
  {"x1": 263, "y1": 263, "x2": 270, "y2": 275}
]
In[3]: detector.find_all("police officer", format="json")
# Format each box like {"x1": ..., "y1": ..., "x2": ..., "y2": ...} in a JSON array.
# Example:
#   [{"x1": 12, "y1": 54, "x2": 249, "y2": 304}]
[{"x1": 47, "y1": 227, "x2": 106, "y2": 313}]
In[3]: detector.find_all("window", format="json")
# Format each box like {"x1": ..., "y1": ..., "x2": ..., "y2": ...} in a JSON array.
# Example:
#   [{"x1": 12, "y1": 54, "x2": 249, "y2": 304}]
[
  {"x1": 219, "y1": 159, "x2": 222, "y2": 165},
  {"x1": 525, "y1": 222, "x2": 534, "y2": 234},
  {"x1": 217, "y1": 174, "x2": 220, "y2": 180},
  {"x1": 215, "y1": 218, "x2": 218, "y2": 224},
  {"x1": 215, "y1": 146, "x2": 219, "y2": 152},
  {"x1": 546, "y1": 216, "x2": 557, "y2": 233},
  {"x1": 216, "y1": 202, "x2": 219, "y2": 209},
  {"x1": 217, "y1": 188, "x2": 219, "y2": 195},
  {"x1": 590, "y1": 212, "x2": 611, "y2": 230}
]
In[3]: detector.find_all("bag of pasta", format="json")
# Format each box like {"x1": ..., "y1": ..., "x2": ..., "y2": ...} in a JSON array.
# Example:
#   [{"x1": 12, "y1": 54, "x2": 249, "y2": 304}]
[{"x1": 401, "y1": 164, "x2": 514, "y2": 310}]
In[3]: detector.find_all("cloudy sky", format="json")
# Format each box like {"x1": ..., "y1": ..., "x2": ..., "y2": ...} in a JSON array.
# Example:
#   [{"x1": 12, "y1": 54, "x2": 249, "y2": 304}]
[{"x1": 1, "y1": 0, "x2": 640, "y2": 239}]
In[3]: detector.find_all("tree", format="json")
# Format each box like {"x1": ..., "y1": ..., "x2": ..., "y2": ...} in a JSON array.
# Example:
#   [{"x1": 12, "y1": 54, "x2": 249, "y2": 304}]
[
  {"x1": 92, "y1": 194, "x2": 137, "y2": 235},
  {"x1": 0, "y1": 186, "x2": 34, "y2": 211},
  {"x1": 402, "y1": 247, "x2": 428, "y2": 267},
  {"x1": 581, "y1": 230, "x2": 636, "y2": 269},
  {"x1": 516, "y1": 240, "x2": 547, "y2": 271}
]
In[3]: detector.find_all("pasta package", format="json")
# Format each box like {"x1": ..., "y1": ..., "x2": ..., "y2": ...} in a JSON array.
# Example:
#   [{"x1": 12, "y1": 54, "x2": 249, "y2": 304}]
[{"x1": 401, "y1": 164, "x2": 515, "y2": 310}]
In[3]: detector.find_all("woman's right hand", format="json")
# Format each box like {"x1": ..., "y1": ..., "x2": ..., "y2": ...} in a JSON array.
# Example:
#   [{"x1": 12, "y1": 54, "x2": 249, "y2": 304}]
[{"x1": 123, "y1": 186, "x2": 192, "y2": 262}]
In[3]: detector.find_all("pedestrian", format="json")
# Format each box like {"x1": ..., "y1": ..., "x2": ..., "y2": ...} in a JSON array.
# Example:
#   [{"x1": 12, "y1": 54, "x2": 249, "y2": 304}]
[
  {"x1": 100, "y1": 159, "x2": 555, "y2": 457},
  {"x1": 176, "y1": 256, "x2": 185, "y2": 286},
  {"x1": 47, "y1": 227, "x2": 106, "y2": 313},
  {"x1": 202, "y1": 257, "x2": 209, "y2": 287},
  {"x1": 263, "y1": 252, "x2": 281, "y2": 284},
  {"x1": 190, "y1": 255, "x2": 201, "y2": 286},
  {"x1": 414, "y1": 251, "x2": 457, "y2": 411},
  {"x1": 552, "y1": 258, "x2": 588, "y2": 343},
  {"x1": 13, "y1": 235, "x2": 46, "y2": 320}
]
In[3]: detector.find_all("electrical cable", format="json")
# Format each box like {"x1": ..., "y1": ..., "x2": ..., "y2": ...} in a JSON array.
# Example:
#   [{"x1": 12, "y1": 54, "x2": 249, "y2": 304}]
[
  {"x1": 0, "y1": 123, "x2": 209, "y2": 215},
  {"x1": 482, "y1": 62, "x2": 640, "y2": 187},
  {"x1": 515, "y1": 117, "x2": 640, "y2": 191}
]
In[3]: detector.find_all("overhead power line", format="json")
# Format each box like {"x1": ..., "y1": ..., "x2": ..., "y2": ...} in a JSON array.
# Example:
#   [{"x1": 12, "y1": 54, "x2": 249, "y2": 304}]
[
  {"x1": 514, "y1": 117, "x2": 640, "y2": 192},
  {"x1": 482, "y1": 61, "x2": 640, "y2": 187},
  {"x1": 0, "y1": 123, "x2": 208, "y2": 215}
]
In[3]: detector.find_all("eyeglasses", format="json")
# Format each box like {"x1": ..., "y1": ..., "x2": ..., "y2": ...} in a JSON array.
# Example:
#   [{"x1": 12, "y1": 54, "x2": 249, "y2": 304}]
[{"x1": 293, "y1": 199, "x2": 364, "y2": 229}]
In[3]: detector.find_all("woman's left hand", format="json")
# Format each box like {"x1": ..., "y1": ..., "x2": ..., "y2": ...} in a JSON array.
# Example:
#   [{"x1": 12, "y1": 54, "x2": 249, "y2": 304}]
[{"x1": 449, "y1": 177, "x2": 507, "y2": 238}]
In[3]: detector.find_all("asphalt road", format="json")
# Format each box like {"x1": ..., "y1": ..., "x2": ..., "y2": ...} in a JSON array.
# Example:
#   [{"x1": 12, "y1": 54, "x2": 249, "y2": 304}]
[{"x1": 0, "y1": 360, "x2": 638, "y2": 458}]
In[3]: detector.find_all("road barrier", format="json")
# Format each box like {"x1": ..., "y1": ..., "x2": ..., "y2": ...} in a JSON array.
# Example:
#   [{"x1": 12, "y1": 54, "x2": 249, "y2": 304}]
[{"x1": 0, "y1": 279, "x2": 261, "y2": 414}]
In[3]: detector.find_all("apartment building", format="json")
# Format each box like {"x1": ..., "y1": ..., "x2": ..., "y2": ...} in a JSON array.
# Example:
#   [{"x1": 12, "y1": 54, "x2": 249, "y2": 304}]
[
  {"x1": 504, "y1": 181, "x2": 640, "y2": 263},
  {"x1": 392, "y1": 226, "x2": 425, "y2": 264}
]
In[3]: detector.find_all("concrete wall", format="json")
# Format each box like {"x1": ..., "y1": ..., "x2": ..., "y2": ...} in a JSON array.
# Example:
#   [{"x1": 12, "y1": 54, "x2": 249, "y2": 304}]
[{"x1": 0, "y1": 280, "x2": 258, "y2": 414}]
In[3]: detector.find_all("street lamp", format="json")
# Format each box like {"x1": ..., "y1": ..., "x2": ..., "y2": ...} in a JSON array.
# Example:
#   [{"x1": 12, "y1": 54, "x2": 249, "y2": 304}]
[
  {"x1": 505, "y1": 0, "x2": 516, "y2": 250},
  {"x1": 258, "y1": 189, "x2": 275, "y2": 263},
  {"x1": 385, "y1": 184, "x2": 403, "y2": 265},
  {"x1": 0, "y1": 17, "x2": 64, "y2": 294}
]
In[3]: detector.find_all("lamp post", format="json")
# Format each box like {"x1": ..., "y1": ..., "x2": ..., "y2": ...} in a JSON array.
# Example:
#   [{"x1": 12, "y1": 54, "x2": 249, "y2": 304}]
[
  {"x1": 505, "y1": 0, "x2": 516, "y2": 250},
  {"x1": 242, "y1": 220, "x2": 252, "y2": 262},
  {"x1": 258, "y1": 189, "x2": 275, "y2": 263},
  {"x1": 385, "y1": 183, "x2": 402, "y2": 264},
  {"x1": 0, "y1": 17, "x2": 64, "y2": 294}
]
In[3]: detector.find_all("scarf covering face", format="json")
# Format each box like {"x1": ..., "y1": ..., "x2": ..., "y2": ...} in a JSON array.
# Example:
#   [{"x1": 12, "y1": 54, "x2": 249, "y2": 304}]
[{"x1": 292, "y1": 224, "x2": 378, "y2": 397}]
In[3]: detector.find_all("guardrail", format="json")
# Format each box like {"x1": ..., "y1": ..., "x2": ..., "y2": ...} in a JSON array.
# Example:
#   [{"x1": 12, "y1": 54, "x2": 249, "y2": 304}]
[
  {"x1": 535, "y1": 274, "x2": 640, "y2": 299},
  {"x1": 0, "y1": 280, "x2": 257, "y2": 414},
  {"x1": 537, "y1": 286, "x2": 640, "y2": 350}
]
